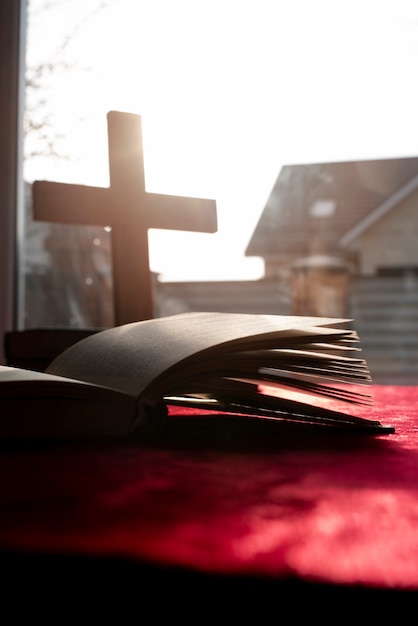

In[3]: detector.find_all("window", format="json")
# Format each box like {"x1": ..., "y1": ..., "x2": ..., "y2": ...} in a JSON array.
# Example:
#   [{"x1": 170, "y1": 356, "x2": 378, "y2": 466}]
[
  {"x1": 6, "y1": 0, "x2": 418, "y2": 382},
  {"x1": 0, "y1": 0, "x2": 26, "y2": 363}
]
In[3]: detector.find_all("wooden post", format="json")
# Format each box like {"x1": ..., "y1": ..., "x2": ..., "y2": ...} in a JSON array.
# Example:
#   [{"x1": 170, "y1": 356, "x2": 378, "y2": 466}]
[{"x1": 33, "y1": 111, "x2": 217, "y2": 325}]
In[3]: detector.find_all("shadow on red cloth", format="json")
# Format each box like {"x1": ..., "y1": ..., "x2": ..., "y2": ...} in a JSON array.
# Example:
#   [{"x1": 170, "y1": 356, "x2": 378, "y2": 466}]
[{"x1": 1, "y1": 385, "x2": 418, "y2": 612}]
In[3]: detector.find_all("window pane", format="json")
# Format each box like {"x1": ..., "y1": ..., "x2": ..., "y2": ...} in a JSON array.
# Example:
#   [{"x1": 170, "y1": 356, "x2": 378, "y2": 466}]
[{"x1": 22, "y1": 1, "x2": 418, "y2": 383}]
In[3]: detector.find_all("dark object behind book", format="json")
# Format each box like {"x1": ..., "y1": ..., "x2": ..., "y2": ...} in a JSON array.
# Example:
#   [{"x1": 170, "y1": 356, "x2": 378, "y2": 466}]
[{"x1": 4, "y1": 328, "x2": 99, "y2": 371}]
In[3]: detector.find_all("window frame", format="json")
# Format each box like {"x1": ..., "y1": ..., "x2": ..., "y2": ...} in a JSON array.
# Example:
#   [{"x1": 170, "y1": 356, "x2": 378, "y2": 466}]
[{"x1": 0, "y1": 0, "x2": 26, "y2": 362}]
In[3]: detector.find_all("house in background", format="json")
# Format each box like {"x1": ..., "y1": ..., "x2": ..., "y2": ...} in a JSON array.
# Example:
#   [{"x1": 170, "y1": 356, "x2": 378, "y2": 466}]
[
  {"x1": 245, "y1": 156, "x2": 418, "y2": 316},
  {"x1": 246, "y1": 156, "x2": 418, "y2": 277},
  {"x1": 244, "y1": 156, "x2": 418, "y2": 381}
]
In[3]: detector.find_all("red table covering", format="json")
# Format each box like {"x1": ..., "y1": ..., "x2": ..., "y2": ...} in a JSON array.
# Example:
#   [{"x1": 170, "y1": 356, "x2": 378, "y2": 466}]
[{"x1": 1, "y1": 385, "x2": 418, "y2": 612}]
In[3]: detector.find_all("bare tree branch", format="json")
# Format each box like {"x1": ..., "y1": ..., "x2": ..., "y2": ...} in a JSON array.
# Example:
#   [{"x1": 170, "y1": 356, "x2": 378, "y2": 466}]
[{"x1": 25, "y1": 0, "x2": 121, "y2": 160}]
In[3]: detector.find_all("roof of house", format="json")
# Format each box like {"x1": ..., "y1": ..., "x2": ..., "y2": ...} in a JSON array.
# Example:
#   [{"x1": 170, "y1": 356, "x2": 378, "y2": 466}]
[{"x1": 245, "y1": 156, "x2": 418, "y2": 260}]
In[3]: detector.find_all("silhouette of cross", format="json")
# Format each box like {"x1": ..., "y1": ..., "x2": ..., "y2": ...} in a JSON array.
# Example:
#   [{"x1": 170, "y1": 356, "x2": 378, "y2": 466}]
[{"x1": 32, "y1": 111, "x2": 218, "y2": 325}]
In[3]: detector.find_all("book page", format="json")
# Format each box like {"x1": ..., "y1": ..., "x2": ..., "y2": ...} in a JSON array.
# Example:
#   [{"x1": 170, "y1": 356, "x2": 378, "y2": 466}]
[
  {"x1": 46, "y1": 312, "x2": 355, "y2": 400},
  {"x1": 0, "y1": 366, "x2": 136, "y2": 439}
]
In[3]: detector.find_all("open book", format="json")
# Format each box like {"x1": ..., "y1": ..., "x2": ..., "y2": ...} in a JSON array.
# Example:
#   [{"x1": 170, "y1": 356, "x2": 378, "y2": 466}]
[{"x1": 0, "y1": 311, "x2": 394, "y2": 439}]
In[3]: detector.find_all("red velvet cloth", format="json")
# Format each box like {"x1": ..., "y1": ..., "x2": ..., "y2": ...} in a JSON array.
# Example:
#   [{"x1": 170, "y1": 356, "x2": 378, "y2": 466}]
[{"x1": 1, "y1": 385, "x2": 418, "y2": 591}]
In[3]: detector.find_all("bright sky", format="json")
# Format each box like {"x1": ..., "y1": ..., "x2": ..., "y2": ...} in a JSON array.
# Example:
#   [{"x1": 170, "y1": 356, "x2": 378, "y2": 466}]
[{"x1": 24, "y1": 0, "x2": 418, "y2": 281}]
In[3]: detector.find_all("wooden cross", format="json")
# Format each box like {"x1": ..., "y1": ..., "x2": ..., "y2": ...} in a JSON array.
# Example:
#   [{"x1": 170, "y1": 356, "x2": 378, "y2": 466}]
[{"x1": 32, "y1": 111, "x2": 218, "y2": 325}]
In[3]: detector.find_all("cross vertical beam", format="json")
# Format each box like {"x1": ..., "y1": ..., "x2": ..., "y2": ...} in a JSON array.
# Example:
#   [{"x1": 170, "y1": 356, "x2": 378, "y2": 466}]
[{"x1": 33, "y1": 111, "x2": 218, "y2": 325}]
